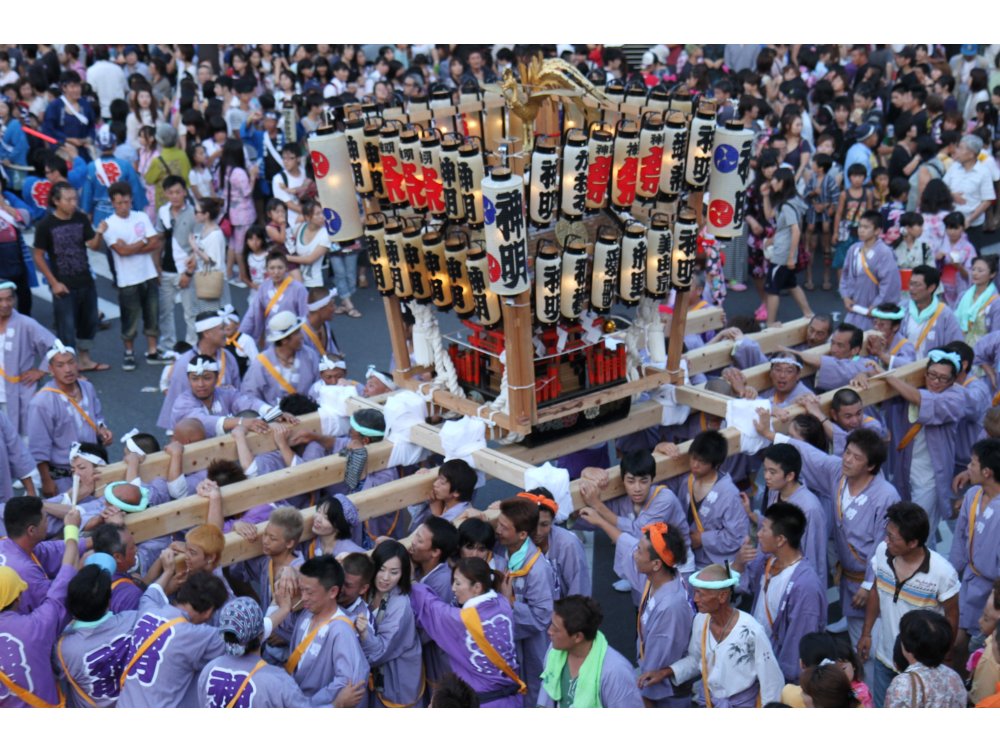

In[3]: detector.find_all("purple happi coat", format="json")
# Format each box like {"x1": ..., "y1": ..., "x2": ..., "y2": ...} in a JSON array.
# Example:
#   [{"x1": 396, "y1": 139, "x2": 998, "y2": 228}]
[
  {"x1": 413, "y1": 562, "x2": 454, "y2": 685},
  {"x1": 904, "y1": 302, "x2": 964, "y2": 359},
  {"x1": 156, "y1": 347, "x2": 242, "y2": 430},
  {"x1": 169, "y1": 387, "x2": 265, "y2": 437},
  {"x1": 240, "y1": 344, "x2": 320, "y2": 406},
  {"x1": 674, "y1": 471, "x2": 747, "y2": 569},
  {"x1": 286, "y1": 607, "x2": 370, "y2": 707},
  {"x1": 542, "y1": 525, "x2": 591, "y2": 599},
  {"x1": 536, "y1": 642, "x2": 644, "y2": 708},
  {"x1": 360, "y1": 588, "x2": 425, "y2": 707},
  {"x1": 762, "y1": 485, "x2": 829, "y2": 587},
  {"x1": 239, "y1": 276, "x2": 309, "y2": 344},
  {"x1": 56, "y1": 609, "x2": 141, "y2": 707},
  {"x1": 840, "y1": 240, "x2": 902, "y2": 330},
  {"x1": 949, "y1": 485, "x2": 1000, "y2": 633},
  {"x1": 27, "y1": 380, "x2": 105, "y2": 490},
  {"x1": 0, "y1": 537, "x2": 64, "y2": 615},
  {"x1": 197, "y1": 652, "x2": 310, "y2": 707},
  {"x1": 0, "y1": 311, "x2": 56, "y2": 434},
  {"x1": 815, "y1": 355, "x2": 871, "y2": 392}
]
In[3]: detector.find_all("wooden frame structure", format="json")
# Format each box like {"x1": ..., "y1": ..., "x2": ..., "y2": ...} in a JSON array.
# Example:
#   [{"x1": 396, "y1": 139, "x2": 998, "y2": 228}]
[{"x1": 102, "y1": 316, "x2": 928, "y2": 567}]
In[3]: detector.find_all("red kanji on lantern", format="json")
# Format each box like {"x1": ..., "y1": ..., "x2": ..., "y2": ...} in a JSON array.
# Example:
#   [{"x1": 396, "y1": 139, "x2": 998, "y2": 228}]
[
  {"x1": 638, "y1": 146, "x2": 663, "y2": 195},
  {"x1": 401, "y1": 161, "x2": 426, "y2": 209},
  {"x1": 381, "y1": 154, "x2": 407, "y2": 204},
  {"x1": 310, "y1": 151, "x2": 329, "y2": 179},
  {"x1": 487, "y1": 253, "x2": 501, "y2": 283},
  {"x1": 614, "y1": 156, "x2": 638, "y2": 206},
  {"x1": 422, "y1": 167, "x2": 445, "y2": 213},
  {"x1": 586, "y1": 154, "x2": 612, "y2": 205}
]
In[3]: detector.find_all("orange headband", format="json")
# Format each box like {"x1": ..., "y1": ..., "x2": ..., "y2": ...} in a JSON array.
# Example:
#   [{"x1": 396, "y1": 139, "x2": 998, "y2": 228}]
[
  {"x1": 642, "y1": 522, "x2": 676, "y2": 567},
  {"x1": 517, "y1": 492, "x2": 559, "y2": 516}
]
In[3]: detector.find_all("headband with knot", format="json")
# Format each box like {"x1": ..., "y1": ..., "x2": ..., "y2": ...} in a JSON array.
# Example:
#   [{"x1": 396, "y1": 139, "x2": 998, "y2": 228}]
[
  {"x1": 46, "y1": 338, "x2": 77, "y2": 362},
  {"x1": 517, "y1": 491, "x2": 559, "y2": 516},
  {"x1": 642, "y1": 521, "x2": 676, "y2": 567},
  {"x1": 120, "y1": 428, "x2": 145, "y2": 456},
  {"x1": 69, "y1": 442, "x2": 106, "y2": 466}
]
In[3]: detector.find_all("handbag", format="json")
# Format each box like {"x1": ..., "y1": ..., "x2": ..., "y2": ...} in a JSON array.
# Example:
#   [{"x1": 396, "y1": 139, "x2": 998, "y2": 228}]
[
  {"x1": 194, "y1": 261, "x2": 224, "y2": 300},
  {"x1": 219, "y1": 170, "x2": 234, "y2": 238}
]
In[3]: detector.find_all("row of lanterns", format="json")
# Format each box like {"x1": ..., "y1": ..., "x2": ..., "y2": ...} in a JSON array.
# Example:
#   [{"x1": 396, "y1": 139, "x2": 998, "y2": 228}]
[{"x1": 362, "y1": 206, "x2": 700, "y2": 329}]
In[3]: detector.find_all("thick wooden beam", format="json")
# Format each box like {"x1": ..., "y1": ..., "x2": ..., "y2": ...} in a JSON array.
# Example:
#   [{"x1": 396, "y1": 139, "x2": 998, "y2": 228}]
[
  {"x1": 384, "y1": 297, "x2": 412, "y2": 377},
  {"x1": 534, "y1": 365, "x2": 675, "y2": 424},
  {"x1": 663, "y1": 304, "x2": 725, "y2": 337},
  {"x1": 99, "y1": 414, "x2": 322, "y2": 484},
  {"x1": 394, "y1": 376, "x2": 516, "y2": 433},
  {"x1": 501, "y1": 291, "x2": 538, "y2": 431},
  {"x1": 683, "y1": 318, "x2": 810, "y2": 376}
]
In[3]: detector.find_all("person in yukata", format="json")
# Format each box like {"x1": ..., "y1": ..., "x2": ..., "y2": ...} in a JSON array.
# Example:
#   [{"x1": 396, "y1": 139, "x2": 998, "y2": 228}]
[
  {"x1": 36, "y1": 440, "x2": 107, "y2": 537},
  {"x1": 410, "y1": 557, "x2": 524, "y2": 707},
  {"x1": 792, "y1": 323, "x2": 873, "y2": 392},
  {"x1": 951, "y1": 439, "x2": 1000, "y2": 669},
  {"x1": 117, "y1": 550, "x2": 229, "y2": 707},
  {"x1": 337, "y1": 553, "x2": 374, "y2": 625},
  {"x1": 0, "y1": 505, "x2": 81, "y2": 708},
  {"x1": 240, "y1": 251, "x2": 309, "y2": 346},
  {"x1": 577, "y1": 449, "x2": 688, "y2": 596},
  {"x1": 240, "y1": 309, "x2": 320, "y2": 406},
  {"x1": 734, "y1": 502, "x2": 827, "y2": 683},
  {"x1": 537, "y1": 595, "x2": 644, "y2": 708},
  {"x1": 354, "y1": 540, "x2": 425, "y2": 707},
  {"x1": 0, "y1": 279, "x2": 55, "y2": 436},
  {"x1": 663, "y1": 563, "x2": 784, "y2": 707},
  {"x1": 577, "y1": 506, "x2": 695, "y2": 707},
  {"x1": 197, "y1": 597, "x2": 313, "y2": 708},
  {"x1": 755, "y1": 413, "x2": 898, "y2": 652},
  {"x1": 90, "y1": 522, "x2": 143, "y2": 613},
  {"x1": 493, "y1": 496, "x2": 555, "y2": 707},
  {"x1": 55, "y1": 557, "x2": 145, "y2": 708},
  {"x1": 0, "y1": 411, "x2": 35, "y2": 527},
  {"x1": 302, "y1": 496, "x2": 366, "y2": 560},
  {"x1": 408, "y1": 458, "x2": 478, "y2": 533},
  {"x1": 795, "y1": 389, "x2": 888, "y2": 457},
  {"x1": 743, "y1": 443, "x2": 829, "y2": 587},
  {"x1": 866, "y1": 303, "x2": 917, "y2": 370},
  {"x1": 409, "y1": 516, "x2": 460, "y2": 685},
  {"x1": 169, "y1": 354, "x2": 268, "y2": 436},
  {"x1": 523, "y1": 489, "x2": 591, "y2": 599},
  {"x1": 660, "y1": 430, "x2": 747, "y2": 569},
  {"x1": 902, "y1": 265, "x2": 964, "y2": 359},
  {"x1": 29, "y1": 339, "x2": 112, "y2": 497},
  {"x1": 839, "y1": 210, "x2": 902, "y2": 331},
  {"x1": 875, "y1": 349, "x2": 966, "y2": 545},
  {"x1": 157, "y1": 310, "x2": 242, "y2": 431},
  {"x1": 942, "y1": 341, "x2": 993, "y2": 476},
  {"x1": 284, "y1": 554, "x2": 369, "y2": 707},
  {"x1": 724, "y1": 352, "x2": 814, "y2": 407},
  {"x1": 301, "y1": 287, "x2": 342, "y2": 360},
  {"x1": 858, "y1": 501, "x2": 961, "y2": 707}
]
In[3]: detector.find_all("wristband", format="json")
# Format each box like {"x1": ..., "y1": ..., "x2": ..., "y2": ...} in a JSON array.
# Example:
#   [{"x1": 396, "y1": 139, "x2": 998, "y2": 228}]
[{"x1": 64, "y1": 524, "x2": 80, "y2": 542}]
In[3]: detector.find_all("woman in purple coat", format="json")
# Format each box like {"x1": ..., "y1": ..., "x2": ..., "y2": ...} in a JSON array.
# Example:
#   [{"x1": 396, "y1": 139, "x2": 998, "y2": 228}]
[{"x1": 410, "y1": 557, "x2": 525, "y2": 708}]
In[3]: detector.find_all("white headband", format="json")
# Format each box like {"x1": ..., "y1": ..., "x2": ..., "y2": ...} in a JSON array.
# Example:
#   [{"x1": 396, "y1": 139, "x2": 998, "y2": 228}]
[
  {"x1": 69, "y1": 441, "x2": 106, "y2": 466},
  {"x1": 307, "y1": 288, "x2": 338, "y2": 312},
  {"x1": 187, "y1": 359, "x2": 220, "y2": 375},
  {"x1": 195, "y1": 316, "x2": 224, "y2": 332},
  {"x1": 218, "y1": 304, "x2": 239, "y2": 325},
  {"x1": 46, "y1": 338, "x2": 77, "y2": 362},
  {"x1": 120, "y1": 428, "x2": 145, "y2": 456},
  {"x1": 319, "y1": 356, "x2": 347, "y2": 372},
  {"x1": 0, "y1": 281, "x2": 16, "y2": 292},
  {"x1": 770, "y1": 356, "x2": 804, "y2": 369},
  {"x1": 366, "y1": 365, "x2": 394, "y2": 389}
]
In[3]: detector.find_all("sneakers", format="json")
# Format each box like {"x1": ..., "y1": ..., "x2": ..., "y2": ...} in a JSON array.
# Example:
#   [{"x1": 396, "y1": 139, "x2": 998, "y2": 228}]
[
  {"x1": 145, "y1": 350, "x2": 170, "y2": 365},
  {"x1": 228, "y1": 277, "x2": 248, "y2": 288},
  {"x1": 612, "y1": 578, "x2": 633, "y2": 593},
  {"x1": 122, "y1": 352, "x2": 137, "y2": 371},
  {"x1": 728, "y1": 281, "x2": 748, "y2": 292}
]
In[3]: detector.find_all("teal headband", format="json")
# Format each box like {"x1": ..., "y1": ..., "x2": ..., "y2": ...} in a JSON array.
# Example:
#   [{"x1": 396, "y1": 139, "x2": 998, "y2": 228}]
[
  {"x1": 104, "y1": 481, "x2": 150, "y2": 513},
  {"x1": 928, "y1": 349, "x2": 961, "y2": 370},
  {"x1": 688, "y1": 567, "x2": 741, "y2": 590},
  {"x1": 350, "y1": 414, "x2": 385, "y2": 438},
  {"x1": 871, "y1": 307, "x2": 905, "y2": 321}
]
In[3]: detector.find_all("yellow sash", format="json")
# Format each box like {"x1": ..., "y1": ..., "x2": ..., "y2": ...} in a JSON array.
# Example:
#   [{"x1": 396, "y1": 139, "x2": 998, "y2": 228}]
[
  {"x1": 968, "y1": 489, "x2": 986, "y2": 579},
  {"x1": 896, "y1": 422, "x2": 922, "y2": 451},
  {"x1": 226, "y1": 659, "x2": 267, "y2": 708},
  {"x1": 263, "y1": 276, "x2": 292, "y2": 318},
  {"x1": 700, "y1": 616, "x2": 760, "y2": 708},
  {"x1": 459, "y1": 606, "x2": 526, "y2": 694},
  {"x1": 285, "y1": 614, "x2": 353, "y2": 675},
  {"x1": 506, "y1": 549, "x2": 542, "y2": 579},
  {"x1": 0, "y1": 365, "x2": 22, "y2": 384},
  {"x1": 41, "y1": 386, "x2": 98, "y2": 433},
  {"x1": 364, "y1": 511, "x2": 401, "y2": 545},
  {"x1": 369, "y1": 665, "x2": 427, "y2": 708},
  {"x1": 302, "y1": 324, "x2": 327, "y2": 358},
  {"x1": 858, "y1": 249, "x2": 878, "y2": 285},
  {"x1": 890, "y1": 337, "x2": 909, "y2": 357},
  {"x1": 637, "y1": 580, "x2": 652, "y2": 660},
  {"x1": 257, "y1": 354, "x2": 295, "y2": 394},
  {"x1": 914, "y1": 303, "x2": 945, "y2": 352},
  {"x1": 56, "y1": 636, "x2": 95, "y2": 707},
  {"x1": 120, "y1": 616, "x2": 186, "y2": 688},
  {"x1": 687, "y1": 474, "x2": 705, "y2": 533},
  {"x1": 111, "y1": 576, "x2": 138, "y2": 591},
  {"x1": 0, "y1": 670, "x2": 65, "y2": 708}
]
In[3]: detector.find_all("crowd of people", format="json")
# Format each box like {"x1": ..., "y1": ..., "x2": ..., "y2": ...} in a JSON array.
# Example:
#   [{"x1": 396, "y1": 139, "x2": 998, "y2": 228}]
[{"x1": 2, "y1": 43, "x2": 1000, "y2": 710}]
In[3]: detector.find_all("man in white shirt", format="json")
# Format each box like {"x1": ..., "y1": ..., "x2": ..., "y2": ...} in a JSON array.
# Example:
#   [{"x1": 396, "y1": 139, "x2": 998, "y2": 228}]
[
  {"x1": 944, "y1": 134, "x2": 996, "y2": 249},
  {"x1": 85, "y1": 45, "x2": 128, "y2": 120},
  {"x1": 102, "y1": 181, "x2": 165, "y2": 371},
  {"x1": 271, "y1": 143, "x2": 309, "y2": 230}
]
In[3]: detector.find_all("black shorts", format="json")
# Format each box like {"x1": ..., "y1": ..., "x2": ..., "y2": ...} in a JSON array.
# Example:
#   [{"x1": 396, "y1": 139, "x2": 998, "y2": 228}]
[{"x1": 765, "y1": 264, "x2": 799, "y2": 294}]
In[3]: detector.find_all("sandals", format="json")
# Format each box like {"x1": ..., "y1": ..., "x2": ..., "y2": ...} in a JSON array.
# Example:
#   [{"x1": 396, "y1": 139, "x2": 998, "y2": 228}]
[
  {"x1": 345, "y1": 307, "x2": 362, "y2": 318},
  {"x1": 822, "y1": 281, "x2": 833, "y2": 291}
]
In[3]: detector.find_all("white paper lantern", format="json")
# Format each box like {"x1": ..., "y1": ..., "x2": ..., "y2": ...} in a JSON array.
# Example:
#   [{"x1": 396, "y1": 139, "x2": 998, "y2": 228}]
[
  {"x1": 399, "y1": 128, "x2": 427, "y2": 211},
  {"x1": 362, "y1": 118, "x2": 384, "y2": 199},
  {"x1": 419, "y1": 131, "x2": 447, "y2": 219},
  {"x1": 560, "y1": 238, "x2": 590, "y2": 320},
  {"x1": 534, "y1": 240, "x2": 562, "y2": 325},
  {"x1": 378, "y1": 122, "x2": 408, "y2": 207},
  {"x1": 344, "y1": 118, "x2": 373, "y2": 194},
  {"x1": 560, "y1": 129, "x2": 588, "y2": 220},
  {"x1": 646, "y1": 87, "x2": 671, "y2": 114},
  {"x1": 624, "y1": 81, "x2": 648, "y2": 108},
  {"x1": 483, "y1": 101, "x2": 505, "y2": 155},
  {"x1": 307, "y1": 128, "x2": 363, "y2": 242},
  {"x1": 658, "y1": 112, "x2": 689, "y2": 197},
  {"x1": 466, "y1": 247, "x2": 503, "y2": 326},
  {"x1": 459, "y1": 87, "x2": 484, "y2": 142},
  {"x1": 645, "y1": 213, "x2": 673, "y2": 298},
  {"x1": 458, "y1": 140, "x2": 486, "y2": 228},
  {"x1": 684, "y1": 104, "x2": 716, "y2": 190},
  {"x1": 363, "y1": 213, "x2": 393, "y2": 296},
  {"x1": 603, "y1": 82, "x2": 624, "y2": 126},
  {"x1": 528, "y1": 136, "x2": 559, "y2": 227},
  {"x1": 402, "y1": 225, "x2": 433, "y2": 305},
  {"x1": 706, "y1": 122, "x2": 755, "y2": 238},
  {"x1": 422, "y1": 230, "x2": 453, "y2": 310},
  {"x1": 669, "y1": 92, "x2": 694, "y2": 116},
  {"x1": 383, "y1": 218, "x2": 412, "y2": 299},
  {"x1": 430, "y1": 89, "x2": 457, "y2": 138},
  {"x1": 636, "y1": 113, "x2": 665, "y2": 202},
  {"x1": 610, "y1": 119, "x2": 640, "y2": 211},
  {"x1": 618, "y1": 222, "x2": 647, "y2": 306},
  {"x1": 654, "y1": 192, "x2": 680, "y2": 224},
  {"x1": 439, "y1": 134, "x2": 466, "y2": 223},
  {"x1": 672, "y1": 209, "x2": 699, "y2": 291},
  {"x1": 482, "y1": 168, "x2": 529, "y2": 296},
  {"x1": 445, "y1": 233, "x2": 476, "y2": 319},
  {"x1": 590, "y1": 227, "x2": 621, "y2": 313},
  {"x1": 585, "y1": 124, "x2": 614, "y2": 210}
]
